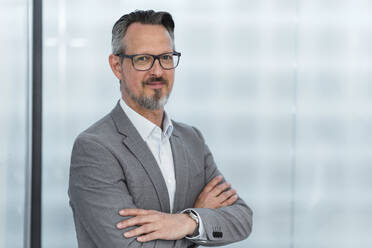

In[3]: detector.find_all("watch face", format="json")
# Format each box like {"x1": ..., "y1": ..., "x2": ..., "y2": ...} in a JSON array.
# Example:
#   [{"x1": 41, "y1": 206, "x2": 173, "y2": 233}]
[{"x1": 188, "y1": 212, "x2": 199, "y2": 224}]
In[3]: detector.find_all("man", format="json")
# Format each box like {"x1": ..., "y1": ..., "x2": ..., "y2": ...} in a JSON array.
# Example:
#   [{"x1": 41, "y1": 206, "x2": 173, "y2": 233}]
[{"x1": 69, "y1": 10, "x2": 252, "y2": 248}]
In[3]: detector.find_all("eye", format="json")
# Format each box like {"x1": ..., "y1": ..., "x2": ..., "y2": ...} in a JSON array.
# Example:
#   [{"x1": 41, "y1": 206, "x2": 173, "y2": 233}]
[
  {"x1": 161, "y1": 54, "x2": 173, "y2": 61},
  {"x1": 134, "y1": 55, "x2": 151, "y2": 63}
]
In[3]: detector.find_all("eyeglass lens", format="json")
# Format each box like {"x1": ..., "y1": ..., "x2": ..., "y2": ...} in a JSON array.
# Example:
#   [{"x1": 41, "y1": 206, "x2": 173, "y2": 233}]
[{"x1": 132, "y1": 53, "x2": 179, "y2": 70}]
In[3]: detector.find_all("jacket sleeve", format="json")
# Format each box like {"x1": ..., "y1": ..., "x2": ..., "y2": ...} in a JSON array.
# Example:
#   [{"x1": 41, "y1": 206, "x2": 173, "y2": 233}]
[
  {"x1": 68, "y1": 134, "x2": 194, "y2": 248},
  {"x1": 188, "y1": 127, "x2": 253, "y2": 247}
]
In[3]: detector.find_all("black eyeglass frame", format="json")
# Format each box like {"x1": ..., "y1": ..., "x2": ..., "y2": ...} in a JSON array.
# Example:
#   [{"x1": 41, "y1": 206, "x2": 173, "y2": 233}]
[{"x1": 116, "y1": 51, "x2": 181, "y2": 71}]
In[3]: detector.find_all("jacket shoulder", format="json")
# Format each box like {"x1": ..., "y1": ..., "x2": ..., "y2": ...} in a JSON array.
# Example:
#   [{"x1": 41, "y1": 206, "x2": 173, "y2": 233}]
[
  {"x1": 74, "y1": 112, "x2": 118, "y2": 146},
  {"x1": 172, "y1": 120, "x2": 205, "y2": 143}
]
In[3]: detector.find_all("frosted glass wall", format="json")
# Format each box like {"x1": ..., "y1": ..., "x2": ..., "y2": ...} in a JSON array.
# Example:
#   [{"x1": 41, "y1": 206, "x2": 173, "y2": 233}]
[
  {"x1": 41, "y1": 0, "x2": 372, "y2": 248},
  {"x1": 0, "y1": 0, "x2": 29, "y2": 247},
  {"x1": 294, "y1": 1, "x2": 372, "y2": 248}
]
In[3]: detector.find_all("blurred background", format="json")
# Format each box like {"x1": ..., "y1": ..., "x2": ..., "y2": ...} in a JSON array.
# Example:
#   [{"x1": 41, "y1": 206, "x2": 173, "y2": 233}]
[{"x1": 1, "y1": 0, "x2": 372, "y2": 247}]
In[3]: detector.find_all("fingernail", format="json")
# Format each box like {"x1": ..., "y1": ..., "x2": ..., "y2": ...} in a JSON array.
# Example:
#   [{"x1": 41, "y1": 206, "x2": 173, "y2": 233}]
[
  {"x1": 119, "y1": 210, "x2": 125, "y2": 215},
  {"x1": 116, "y1": 223, "x2": 122, "y2": 229},
  {"x1": 124, "y1": 232, "x2": 129, "y2": 237}
]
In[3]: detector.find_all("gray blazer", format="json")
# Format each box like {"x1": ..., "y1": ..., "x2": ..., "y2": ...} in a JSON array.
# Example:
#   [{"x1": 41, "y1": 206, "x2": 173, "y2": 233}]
[{"x1": 68, "y1": 102, "x2": 252, "y2": 248}]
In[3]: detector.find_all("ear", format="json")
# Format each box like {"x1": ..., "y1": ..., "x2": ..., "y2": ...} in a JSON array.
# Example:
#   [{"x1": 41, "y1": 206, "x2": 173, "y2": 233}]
[{"x1": 109, "y1": 54, "x2": 123, "y2": 80}]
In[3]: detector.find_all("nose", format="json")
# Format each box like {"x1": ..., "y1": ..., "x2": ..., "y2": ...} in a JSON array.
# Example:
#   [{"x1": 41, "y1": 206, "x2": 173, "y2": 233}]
[{"x1": 149, "y1": 58, "x2": 164, "y2": 77}]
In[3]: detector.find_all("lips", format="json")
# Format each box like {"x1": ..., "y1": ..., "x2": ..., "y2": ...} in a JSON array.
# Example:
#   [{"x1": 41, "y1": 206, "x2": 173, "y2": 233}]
[
  {"x1": 146, "y1": 81, "x2": 165, "y2": 89},
  {"x1": 146, "y1": 81, "x2": 164, "y2": 85},
  {"x1": 144, "y1": 78, "x2": 167, "y2": 89}
]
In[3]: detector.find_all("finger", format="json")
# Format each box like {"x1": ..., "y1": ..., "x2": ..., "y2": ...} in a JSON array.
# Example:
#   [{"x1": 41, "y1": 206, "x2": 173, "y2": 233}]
[
  {"x1": 119, "y1": 208, "x2": 157, "y2": 216},
  {"x1": 217, "y1": 188, "x2": 237, "y2": 202},
  {"x1": 124, "y1": 224, "x2": 156, "y2": 238},
  {"x1": 202, "y1": 175, "x2": 223, "y2": 193},
  {"x1": 211, "y1": 182, "x2": 231, "y2": 196},
  {"x1": 221, "y1": 194, "x2": 238, "y2": 207},
  {"x1": 117, "y1": 215, "x2": 156, "y2": 229},
  {"x1": 137, "y1": 231, "x2": 159, "y2": 242}
]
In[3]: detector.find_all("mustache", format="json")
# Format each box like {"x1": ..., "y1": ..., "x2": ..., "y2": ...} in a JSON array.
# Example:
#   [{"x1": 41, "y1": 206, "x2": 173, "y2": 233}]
[{"x1": 143, "y1": 77, "x2": 168, "y2": 85}]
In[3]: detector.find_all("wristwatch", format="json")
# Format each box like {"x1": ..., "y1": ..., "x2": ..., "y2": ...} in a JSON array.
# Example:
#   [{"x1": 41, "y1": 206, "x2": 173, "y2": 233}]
[
  {"x1": 185, "y1": 210, "x2": 199, "y2": 237},
  {"x1": 186, "y1": 210, "x2": 199, "y2": 225}
]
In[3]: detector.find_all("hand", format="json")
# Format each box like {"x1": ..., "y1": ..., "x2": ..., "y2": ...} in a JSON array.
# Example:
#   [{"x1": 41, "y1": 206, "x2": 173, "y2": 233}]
[
  {"x1": 116, "y1": 209, "x2": 197, "y2": 242},
  {"x1": 194, "y1": 175, "x2": 238, "y2": 209}
]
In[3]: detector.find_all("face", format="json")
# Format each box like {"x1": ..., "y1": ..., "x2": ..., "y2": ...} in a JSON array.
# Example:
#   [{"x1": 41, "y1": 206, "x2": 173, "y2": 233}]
[{"x1": 110, "y1": 23, "x2": 175, "y2": 111}]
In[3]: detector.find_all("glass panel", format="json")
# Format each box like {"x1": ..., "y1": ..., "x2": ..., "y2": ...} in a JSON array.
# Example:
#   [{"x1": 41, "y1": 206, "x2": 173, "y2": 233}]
[
  {"x1": 295, "y1": 0, "x2": 372, "y2": 247},
  {"x1": 0, "y1": 0, "x2": 29, "y2": 247},
  {"x1": 42, "y1": 0, "x2": 372, "y2": 248},
  {"x1": 42, "y1": 1, "x2": 294, "y2": 247},
  {"x1": 42, "y1": 1, "x2": 118, "y2": 247}
]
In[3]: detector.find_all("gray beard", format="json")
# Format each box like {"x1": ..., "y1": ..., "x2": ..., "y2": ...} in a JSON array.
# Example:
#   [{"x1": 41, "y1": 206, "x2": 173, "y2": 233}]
[{"x1": 122, "y1": 80, "x2": 169, "y2": 110}]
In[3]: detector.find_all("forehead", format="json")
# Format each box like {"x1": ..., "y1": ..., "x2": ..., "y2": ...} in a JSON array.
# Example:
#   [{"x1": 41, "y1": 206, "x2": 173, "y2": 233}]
[{"x1": 123, "y1": 23, "x2": 173, "y2": 54}]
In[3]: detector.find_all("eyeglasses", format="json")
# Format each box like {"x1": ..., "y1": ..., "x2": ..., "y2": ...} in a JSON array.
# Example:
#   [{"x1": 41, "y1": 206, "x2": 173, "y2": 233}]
[{"x1": 116, "y1": 51, "x2": 181, "y2": 71}]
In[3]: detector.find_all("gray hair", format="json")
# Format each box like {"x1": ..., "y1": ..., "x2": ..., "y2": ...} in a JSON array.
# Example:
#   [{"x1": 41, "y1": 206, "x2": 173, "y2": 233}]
[{"x1": 111, "y1": 10, "x2": 175, "y2": 55}]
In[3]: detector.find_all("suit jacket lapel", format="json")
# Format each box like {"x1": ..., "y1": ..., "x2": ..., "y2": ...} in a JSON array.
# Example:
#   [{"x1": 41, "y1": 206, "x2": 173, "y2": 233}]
[
  {"x1": 170, "y1": 129, "x2": 190, "y2": 213},
  {"x1": 110, "y1": 102, "x2": 171, "y2": 213}
]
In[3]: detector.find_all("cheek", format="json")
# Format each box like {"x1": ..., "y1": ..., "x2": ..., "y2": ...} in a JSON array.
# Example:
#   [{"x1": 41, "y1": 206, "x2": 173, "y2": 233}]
[
  {"x1": 166, "y1": 71, "x2": 175, "y2": 87},
  {"x1": 123, "y1": 71, "x2": 146, "y2": 91}
]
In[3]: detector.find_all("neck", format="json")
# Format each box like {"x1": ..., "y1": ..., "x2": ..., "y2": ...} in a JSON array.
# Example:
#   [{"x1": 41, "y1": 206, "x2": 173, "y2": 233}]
[{"x1": 122, "y1": 97, "x2": 164, "y2": 129}]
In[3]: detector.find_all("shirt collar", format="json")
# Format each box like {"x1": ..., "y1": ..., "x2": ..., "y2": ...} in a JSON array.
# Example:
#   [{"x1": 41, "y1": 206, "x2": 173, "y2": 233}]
[{"x1": 119, "y1": 98, "x2": 173, "y2": 141}]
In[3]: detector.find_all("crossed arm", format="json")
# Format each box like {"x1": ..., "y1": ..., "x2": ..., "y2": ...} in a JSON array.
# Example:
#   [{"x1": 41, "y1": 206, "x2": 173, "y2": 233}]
[
  {"x1": 69, "y1": 131, "x2": 252, "y2": 247},
  {"x1": 116, "y1": 176, "x2": 238, "y2": 242}
]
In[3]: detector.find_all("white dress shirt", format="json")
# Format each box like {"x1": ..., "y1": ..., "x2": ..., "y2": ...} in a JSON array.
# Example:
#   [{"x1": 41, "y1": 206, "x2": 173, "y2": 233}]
[{"x1": 120, "y1": 99, "x2": 206, "y2": 240}]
